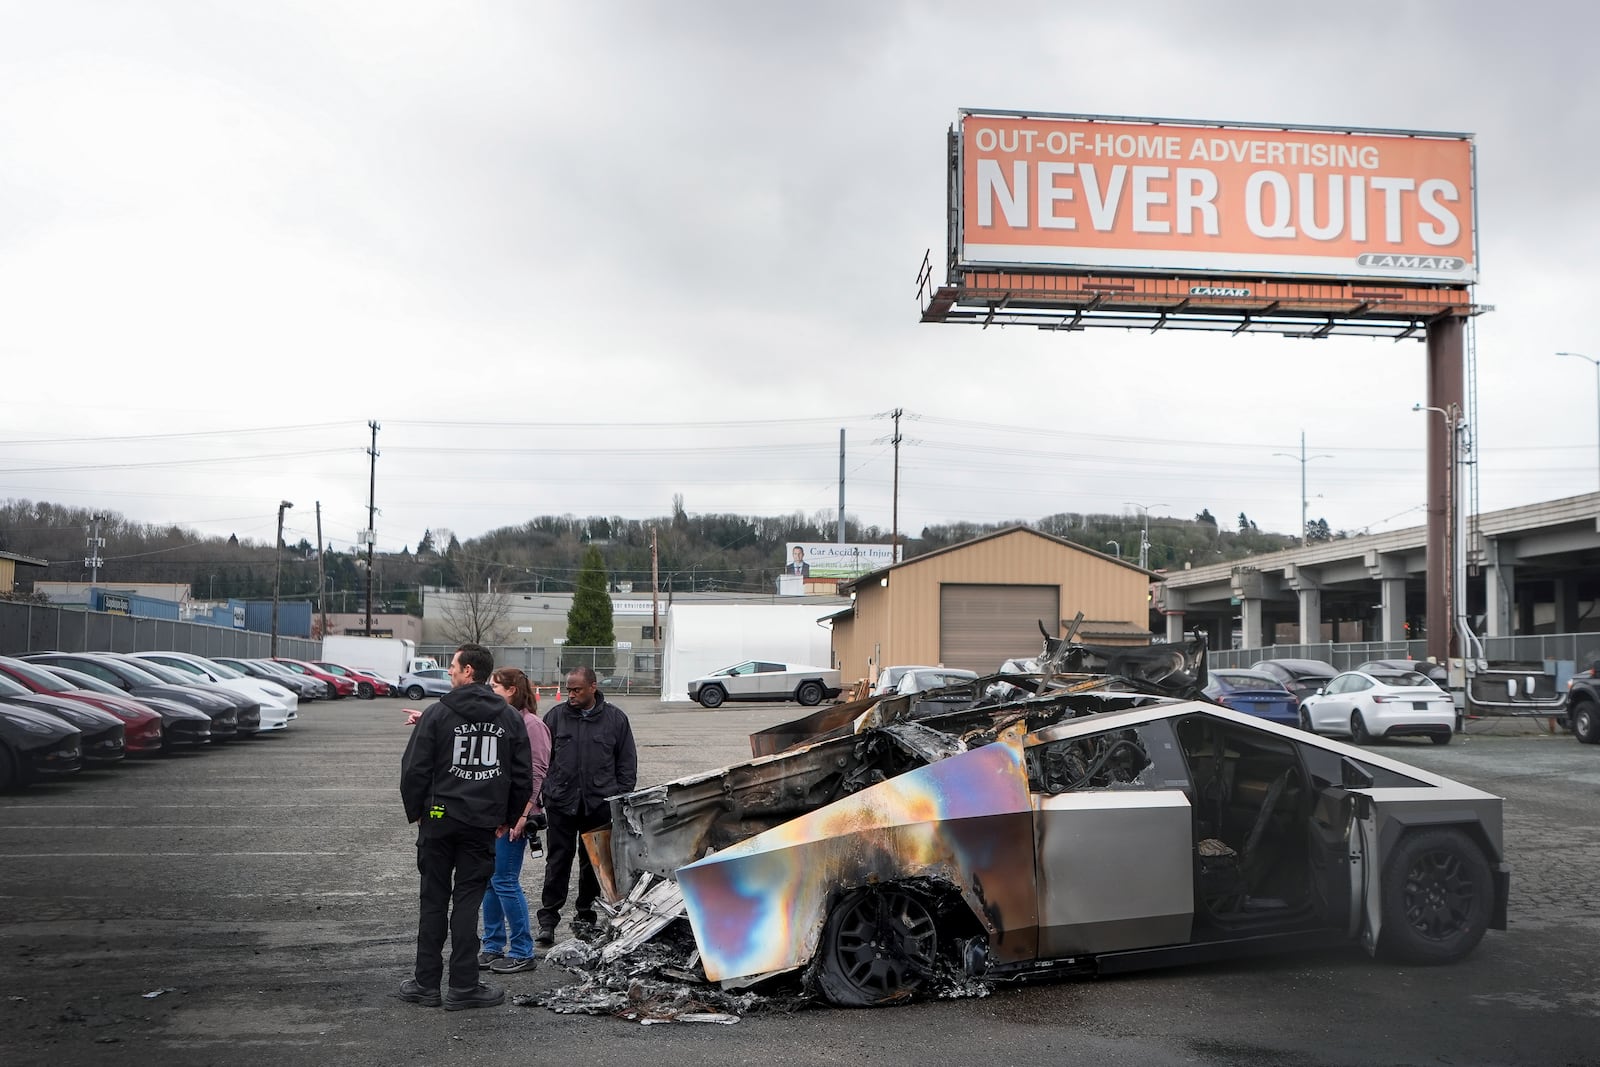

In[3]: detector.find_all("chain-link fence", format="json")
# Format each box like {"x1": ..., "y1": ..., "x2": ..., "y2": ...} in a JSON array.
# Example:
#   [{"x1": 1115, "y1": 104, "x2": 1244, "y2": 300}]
[
  {"x1": 417, "y1": 644, "x2": 662, "y2": 695},
  {"x1": 0, "y1": 600, "x2": 321, "y2": 660}
]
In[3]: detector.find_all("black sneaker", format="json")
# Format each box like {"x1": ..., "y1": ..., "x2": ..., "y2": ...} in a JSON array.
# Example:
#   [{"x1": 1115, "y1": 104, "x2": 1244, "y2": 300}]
[
  {"x1": 477, "y1": 951, "x2": 503, "y2": 970},
  {"x1": 534, "y1": 927, "x2": 556, "y2": 948},
  {"x1": 397, "y1": 979, "x2": 441, "y2": 1007},
  {"x1": 489, "y1": 956, "x2": 538, "y2": 974},
  {"x1": 443, "y1": 982, "x2": 505, "y2": 1011}
]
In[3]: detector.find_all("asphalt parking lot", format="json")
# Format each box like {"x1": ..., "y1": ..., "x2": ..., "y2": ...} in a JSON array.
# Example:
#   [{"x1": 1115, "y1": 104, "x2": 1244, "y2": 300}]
[{"x1": 3, "y1": 697, "x2": 1600, "y2": 1067}]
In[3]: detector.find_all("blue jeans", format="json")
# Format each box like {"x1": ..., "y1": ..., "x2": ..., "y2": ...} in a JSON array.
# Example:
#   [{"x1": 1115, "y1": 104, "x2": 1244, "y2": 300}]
[{"x1": 480, "y1": 831, "x2": 533, "y2": 958}]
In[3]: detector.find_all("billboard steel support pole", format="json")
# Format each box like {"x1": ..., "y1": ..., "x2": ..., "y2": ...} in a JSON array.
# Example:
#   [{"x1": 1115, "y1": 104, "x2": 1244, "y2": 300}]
[{"x1": 1426, "y1": 319, "x2": 1465, "y2": 663}]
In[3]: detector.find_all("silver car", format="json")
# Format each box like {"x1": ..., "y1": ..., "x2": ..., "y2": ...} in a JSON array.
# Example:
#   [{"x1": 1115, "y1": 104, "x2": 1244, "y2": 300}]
[
  {"x1": 397, "y1": 668, "x2": 452, "y2": 702},
  {"x1": 594, "y1": 669, "x2": 1510, "y2": 1007}
]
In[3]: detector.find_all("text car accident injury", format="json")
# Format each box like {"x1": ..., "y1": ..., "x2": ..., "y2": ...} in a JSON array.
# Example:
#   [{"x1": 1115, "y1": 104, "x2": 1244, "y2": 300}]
[{"x1": 565, "y1": 634, "x2": 1507, "y2": 1011}]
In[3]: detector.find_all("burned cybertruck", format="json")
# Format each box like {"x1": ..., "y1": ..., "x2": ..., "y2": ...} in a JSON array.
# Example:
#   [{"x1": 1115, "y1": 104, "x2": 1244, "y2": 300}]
[{"x1": 583, "y1": 636, "x2": 1510, "y2": 1008}]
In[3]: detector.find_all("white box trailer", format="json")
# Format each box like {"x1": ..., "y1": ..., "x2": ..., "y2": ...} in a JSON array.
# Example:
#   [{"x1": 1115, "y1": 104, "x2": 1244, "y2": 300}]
[
  {"x1": 660, "y1": 602, "x2": 839, "y2": 703},
  {"x1": 320, "y1": 635, "x2": 436, "y2": 686}
]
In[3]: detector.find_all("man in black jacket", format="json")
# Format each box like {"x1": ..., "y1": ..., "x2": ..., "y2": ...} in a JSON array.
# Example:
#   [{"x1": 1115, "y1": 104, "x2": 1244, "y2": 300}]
[
  {"x1": 535, "y1": 666, "x2": 637, "y2": 946},
  {"x1": 398, "y1": 643, "x2": 533, "y2": 1010}
]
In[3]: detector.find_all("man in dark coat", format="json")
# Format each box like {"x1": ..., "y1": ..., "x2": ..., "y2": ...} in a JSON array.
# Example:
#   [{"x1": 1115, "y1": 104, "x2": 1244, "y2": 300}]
[
  {"x1": 535, "y1": 665, "x2": 637, "y2": 945},
  {"x1": 398, "y1": 643, "x2": 532, "y2": 1010}
]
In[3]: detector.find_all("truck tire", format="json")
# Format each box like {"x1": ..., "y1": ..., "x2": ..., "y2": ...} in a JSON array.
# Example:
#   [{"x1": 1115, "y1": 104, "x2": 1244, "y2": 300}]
[
  {"x1": 698, "y1": 685, "x2": 726, "y2": 709},
  {"x1": 795, "y1": 681, "x2": 824, "y2": 707},
  {"x1": 1573, "y1": 699, "x2": 1600, "y2": 744}
]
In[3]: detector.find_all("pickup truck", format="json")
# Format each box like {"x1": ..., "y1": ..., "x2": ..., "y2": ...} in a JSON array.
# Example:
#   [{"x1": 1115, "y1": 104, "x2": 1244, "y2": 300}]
[{"x1": 1566, "y1": 667, "x2": 1600, "y2": 744}]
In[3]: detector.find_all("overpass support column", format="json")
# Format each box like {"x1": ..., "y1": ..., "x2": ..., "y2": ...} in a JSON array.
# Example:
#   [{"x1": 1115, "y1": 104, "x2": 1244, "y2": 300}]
[
  {"x1": 1231, "y1": 566, "x2": 1275, "y2": 650},
  {"x1": 1285, "y1": 564, "x2": 1322, "y2": 645},
  {"x1": 1381, "y1": 578, "x2": 1407, "y2": 641},
  {"x1": 1484, "y1": 540, "x2": 1517, "y2": 637},
  {"x1": 1554, "y1": 578, "x2": 1579, "y2": 632},
  {"x1": 1240, "y1": 598, "x2": 1265, "y2": 651},
  {"x1": 1366, "y1": 550, "x2": 1409, "y2": 643},
  {"x1": 1156, "y1": 586, "x2": 1187, "y2": 645},
  {"x1": 1165, "y1": 611, "x2": 1187, "y2": 644}
]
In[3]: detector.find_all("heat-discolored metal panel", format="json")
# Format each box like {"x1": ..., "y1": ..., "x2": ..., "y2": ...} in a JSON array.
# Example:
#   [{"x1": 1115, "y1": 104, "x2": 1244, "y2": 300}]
[
  {"x1": 1033, "y1": 791, "x2": 1194, "y2": 956},
  {"x1": 676, "y1": 738, "x2": 1038, "y2": 983}
]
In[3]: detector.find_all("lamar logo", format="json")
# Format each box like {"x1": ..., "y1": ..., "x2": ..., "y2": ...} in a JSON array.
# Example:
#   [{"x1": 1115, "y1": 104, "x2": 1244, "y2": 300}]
[
  {"x1": 1190, "y1": 286, "x2": 1251, "y2": 297},
  {"x1": 1357, "y1": 254, "x2": 1466, "y2": 272}
]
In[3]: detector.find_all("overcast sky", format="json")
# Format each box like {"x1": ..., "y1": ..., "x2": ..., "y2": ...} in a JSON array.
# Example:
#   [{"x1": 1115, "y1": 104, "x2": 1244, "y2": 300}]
[{"x1": 2, "y1": 1, "x2": 1595, "y2": 563}]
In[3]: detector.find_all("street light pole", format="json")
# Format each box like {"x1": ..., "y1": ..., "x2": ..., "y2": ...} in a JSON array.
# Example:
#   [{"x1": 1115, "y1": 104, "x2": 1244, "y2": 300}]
[
  {"x1": 272, "y1": 500, "x2": 293, "y2": 656},
  {"x1": 1123, "y1": 502, "x2": 1168, "y2": 571},
  {"x1": 1272, "y1": 431, "x2": 1334, "y2": 546},
  {"x1": 1105, "y1": 540, "x2": 1121, "y2": 560},
  {"x1": 1558, "y1": 352, "x2": 1600, "y2": 491}
]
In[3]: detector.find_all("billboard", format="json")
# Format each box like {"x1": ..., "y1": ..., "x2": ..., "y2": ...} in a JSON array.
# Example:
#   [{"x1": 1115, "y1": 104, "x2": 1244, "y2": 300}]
[
  {"x1": 783, "y1": 542, "x2": 899, "y2": 580},
  {"x1": 955, "y1": 111, "x2": 1475, "y2": 285}
]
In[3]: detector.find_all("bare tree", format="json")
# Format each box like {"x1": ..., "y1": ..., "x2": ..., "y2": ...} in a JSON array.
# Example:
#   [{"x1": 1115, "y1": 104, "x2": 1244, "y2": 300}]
[{"x1": 438, "y1": 556, "x2": 512, "y2": 644}]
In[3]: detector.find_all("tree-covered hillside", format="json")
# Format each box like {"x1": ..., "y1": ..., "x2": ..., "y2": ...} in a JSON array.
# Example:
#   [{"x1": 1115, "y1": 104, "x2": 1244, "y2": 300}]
[{"x1": 0, "y1": 497, "x2": 1301, "y2": 612}]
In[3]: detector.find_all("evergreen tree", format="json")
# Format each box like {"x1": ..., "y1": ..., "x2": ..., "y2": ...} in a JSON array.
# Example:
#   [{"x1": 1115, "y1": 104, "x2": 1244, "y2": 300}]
[
  {"x1": 567, "y1": 545, "x2": 615, "y2": 647},
  {"x1": 417, "y1": 529, "x2": 436, "y2": 555}
]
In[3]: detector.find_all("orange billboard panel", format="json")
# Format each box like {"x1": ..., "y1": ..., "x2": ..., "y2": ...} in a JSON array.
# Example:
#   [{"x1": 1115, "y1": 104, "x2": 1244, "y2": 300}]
[{"x1": 955, "y1": 112, "x2": 1476, "y2": 285}]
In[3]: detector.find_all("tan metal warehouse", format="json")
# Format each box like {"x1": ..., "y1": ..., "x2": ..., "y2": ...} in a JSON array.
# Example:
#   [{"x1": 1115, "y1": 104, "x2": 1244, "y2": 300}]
[{"x1": 829, "y1": 526, "x2": 1156, "y2": 685}]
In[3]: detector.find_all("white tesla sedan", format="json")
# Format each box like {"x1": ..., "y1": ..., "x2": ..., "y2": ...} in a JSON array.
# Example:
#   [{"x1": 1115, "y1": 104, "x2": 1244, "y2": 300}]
[{"x1": 1299, "y1": 668, "x2": 1455, "y2": 745}]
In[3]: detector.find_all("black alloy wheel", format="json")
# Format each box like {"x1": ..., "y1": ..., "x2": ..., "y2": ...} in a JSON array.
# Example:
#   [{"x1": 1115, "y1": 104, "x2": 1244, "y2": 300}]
[
  {"x1": 357, "y1": 681, "x2": 374, "y2": 700},
  {"x1": 795, "y1": 681, "x2": 824, "y2": 707},
  {"x1": 405, "y1": 685, "x2": 425, "y2": 701},
  {"x1": 697, "y1": 685, "x2": 726, "y2": 709},
  {"x1": 1379, "y1": 828, "x2": 1492, "y2": 964},
  {"x1": 815, "y1": 886, "x2": 938, "y2": 1007},
  {"x1": 1350, "y1": 712, "x2": 1371, "y2": 745}
]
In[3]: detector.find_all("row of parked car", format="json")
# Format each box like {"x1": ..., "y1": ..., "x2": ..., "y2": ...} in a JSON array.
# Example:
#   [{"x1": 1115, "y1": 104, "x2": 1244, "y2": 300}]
[
  {"x1": 0, "y1": 650, "x2": 415, "y2": 791},
  {"x1": 1204, "y1": 658, "x2": 1457, "y2": 744}
]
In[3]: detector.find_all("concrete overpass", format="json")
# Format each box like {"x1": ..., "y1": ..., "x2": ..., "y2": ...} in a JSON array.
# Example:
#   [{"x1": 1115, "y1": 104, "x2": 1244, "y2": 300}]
[{"x1": 1155, "y1": 492, "x2": 1600, "y2": 649}]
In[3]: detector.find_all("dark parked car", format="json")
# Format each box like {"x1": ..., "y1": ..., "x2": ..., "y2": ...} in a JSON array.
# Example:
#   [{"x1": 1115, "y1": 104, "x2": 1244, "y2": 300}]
[
  {"x1": 1356, "y1": 659, "x2": 1448, "y2": 686},
  {"x1": 1201, "y1": 668, "x2": 1299, "y2": 727},
  {"x1": 24, "y1": 654, "x2": 239, "y2": 742},
  {"x1": 0, "y1": 656, "x2": 165, "y2": 755},
  {"x1": 0, "y1": 674, "x2": 124, "y2": 764},
  {"x1": 595, "y1": 668, "x2": 1510, "y2": 1008},
  {"x1": 0, "y1": 702, "x2": 82, "y2": 790},
  {"x1": 1249, "y1": 658, "x2": 1339, "y2": 706},
  {"x1": 111, "y1": 655, "x2": 263, "y2": 736},
  {"x1": 37, "y1": 665, "x2": 212, "y2": 749}
]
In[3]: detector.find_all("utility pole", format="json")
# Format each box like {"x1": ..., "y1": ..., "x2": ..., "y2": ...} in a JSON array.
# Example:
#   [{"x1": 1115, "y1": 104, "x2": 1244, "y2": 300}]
[
  {"x1": 272, "y1": 500, "x2": 294, "y2": 656},
  {"x1": 837, "y1": 428, "x2": 846, "y2": 543},
  {"x1": 890, "y1": 408, "x2": 902, "y2": 561},
  {"x1": 1272, "y1": 431, "x2": 1333, "y2": 546},
  {"x1": 315, "y1": 501, "x2": 327, "y2": 640},
  {"x1": 650, "y1": 526, "x2": 660, "y2": 654},
  {"x1": 84, "y1": 514, "x2": 106, "y2": 585},
  {"x1": 364, "y1": 420, "x2": 380, "y2": 636}
]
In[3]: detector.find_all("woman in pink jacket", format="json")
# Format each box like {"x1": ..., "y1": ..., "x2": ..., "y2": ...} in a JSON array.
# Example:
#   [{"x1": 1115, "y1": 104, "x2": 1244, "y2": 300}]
[{"x1": 478, "y1": 667, "x2": 552, "y2": 974}]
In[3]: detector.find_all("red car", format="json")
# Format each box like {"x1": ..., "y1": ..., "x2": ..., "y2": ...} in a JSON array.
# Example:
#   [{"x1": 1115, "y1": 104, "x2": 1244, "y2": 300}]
[
  {"x1": 311, "y1": 662, "x2": 392, "y2": 699},
  {"x1": 273, "y1": 658, "x2": 356, "y2": 698},
  {"x1": 0, "y1": 656, "x2": 165, "y2": 754}
]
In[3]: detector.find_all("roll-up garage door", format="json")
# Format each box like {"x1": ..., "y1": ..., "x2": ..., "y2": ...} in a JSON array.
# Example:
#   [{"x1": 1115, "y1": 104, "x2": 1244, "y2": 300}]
[{"x1": 938, "y1": 584, "x2": 1061, "y2": 674}]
